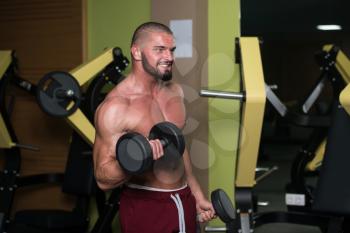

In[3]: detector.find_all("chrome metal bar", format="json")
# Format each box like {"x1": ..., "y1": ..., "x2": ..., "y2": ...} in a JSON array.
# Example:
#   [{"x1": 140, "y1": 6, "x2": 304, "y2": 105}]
[
  {"x1": 265, "y1": 84, "x2": 287, "y2": 117},
  {"x1": 302, "y1": 75, "x2": 327, "y2": 113},
  {"x1": 257, "y1": 201, "x2": 270, "y2": 206},
  {"x1": 240, "y1": 213, "x2": 251, "y2": 233},
  {"x1": 204, "y1": 226, "x2": 228, "y2": 232},
  {"x1": 255, "y1": 167, "x2": 270, "y2": 172},
  {"x1": 268, "y1": 84, "x2": 278, "y2": 90},
  {"x1": 255, "y1": 166, "x2": 279, "y2": 183},
  {"x1": 200, "y1": 89, "x2": 245, "y2": 101}
]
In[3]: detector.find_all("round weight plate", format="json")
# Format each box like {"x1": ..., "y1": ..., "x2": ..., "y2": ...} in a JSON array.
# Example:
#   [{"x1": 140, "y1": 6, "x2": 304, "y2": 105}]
[
  {"x1": 37, "y1": 71, "x2": 81, "y2": 117},
  {"x1": 211, "y1": 189, "x2": 236, "y2": 223},
  {"x1": 116, "y1": 133, "x2": 153, "y2": 174},
  {"x1": 149, "y1": 122, "x2": 185, "y2": 157}
]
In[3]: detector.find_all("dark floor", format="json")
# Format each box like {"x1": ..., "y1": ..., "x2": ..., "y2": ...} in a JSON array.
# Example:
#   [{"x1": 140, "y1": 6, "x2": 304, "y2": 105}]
[{"x1": 254, "y1": 143, "x2": 321, "y2": 233}]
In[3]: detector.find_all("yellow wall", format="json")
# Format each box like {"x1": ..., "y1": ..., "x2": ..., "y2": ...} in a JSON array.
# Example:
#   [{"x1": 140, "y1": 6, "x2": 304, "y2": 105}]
[{"x1": 208, "y1": 0, "x2": 241, "y2": 226}]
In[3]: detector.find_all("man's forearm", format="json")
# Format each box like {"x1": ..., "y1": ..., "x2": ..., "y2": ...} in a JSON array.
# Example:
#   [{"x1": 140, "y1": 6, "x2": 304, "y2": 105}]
[
  {"x1": 187, "y1": 173, "x2": 206, "y2": 201},
  {"x1": 183, "y1": 149, "x2": 207, "y2": 201}
]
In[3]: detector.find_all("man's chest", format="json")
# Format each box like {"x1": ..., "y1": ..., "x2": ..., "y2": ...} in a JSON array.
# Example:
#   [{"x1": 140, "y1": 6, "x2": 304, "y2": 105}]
[{"x1": 125, "y1": 98, "x2": 168, "y2": 135}]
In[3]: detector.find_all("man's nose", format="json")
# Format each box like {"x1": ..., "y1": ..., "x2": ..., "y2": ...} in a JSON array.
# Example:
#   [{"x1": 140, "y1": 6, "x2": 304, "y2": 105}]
[{"x1": 164, "y1": 49, "x2": 174, "y2": 61}]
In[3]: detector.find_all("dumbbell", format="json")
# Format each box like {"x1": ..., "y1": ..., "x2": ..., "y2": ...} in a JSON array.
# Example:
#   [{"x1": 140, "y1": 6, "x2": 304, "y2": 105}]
[
  {"x1": 211, "y1": 189, "x2": 236, "y2": 223},
  {"x1": 196, "y1": 189, "x2": 236, "y2": 223},
  {"x1": 116, "y1": 122, "x2": 185, "y2": 174}
]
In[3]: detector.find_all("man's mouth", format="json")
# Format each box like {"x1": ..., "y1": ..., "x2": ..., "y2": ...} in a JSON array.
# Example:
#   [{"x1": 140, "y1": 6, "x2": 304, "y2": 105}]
[{"x1": 158, "y1": 61, "x2": 173, "y2": 68}]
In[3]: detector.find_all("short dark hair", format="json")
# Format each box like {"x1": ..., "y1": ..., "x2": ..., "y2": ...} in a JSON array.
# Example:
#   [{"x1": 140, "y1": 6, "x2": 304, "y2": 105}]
[{"x1": 131, "y1": 22, "x2": 173, "y2": 47}]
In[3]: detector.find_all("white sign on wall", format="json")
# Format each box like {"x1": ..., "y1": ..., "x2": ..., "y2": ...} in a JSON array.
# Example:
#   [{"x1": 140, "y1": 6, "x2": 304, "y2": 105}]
[{"x1": 170, "y1": 19, "x2": 193, "y2": 58}]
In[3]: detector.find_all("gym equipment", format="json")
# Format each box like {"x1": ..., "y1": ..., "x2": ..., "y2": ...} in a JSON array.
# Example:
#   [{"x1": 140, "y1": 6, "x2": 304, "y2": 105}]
[
  {"x1": 0, "y1": 48, "x2": 129, "y2": 233},
  {"x1": 0, "y1": 51, "x2": 66, "y2": 232},
  {"x1": 9, "y1": 131, "x2": 95, "y2": 233},
  {"x1": 0, "y1": 51, "x2": 38, "y2": 150},
  {"x1": 0, "y1": 50, "x2": 52, "y2": 233},
  {"x1": 200, "y1": 38, "x2": 350, "y2": 233},
  {"x1": 116, "y1": 121, "x2": 185, "y2": 174},
  {"x1": 285, "y1": 45, "x2": 350, "y2": 212},
  {"x1": 260, "y1": 46, "x2": 341, "y2": 144},
  {"x1": 341, "y1": 81, "x2": 350, "y2": 115},
  {"x1": 237, "y1": 44, "x2": 347, "y2": 212},
  {"x1": 211, "y1": 189, "x2": 236, "y2": 224},
  {"x1": 35, "y1": 47, "x2": 128, "y2": 145},
  {"x1": 253, "y1": 88, "x2": 350, "y2": 233},
  {"x1": 197, "y1": 188, "x2": 236, "y2": 230},
  {"x1": 201, "y1": 37, "x2": 266, "y2": 232},
  {"x1": 37, "y1": 71, "x2": 82, "y2": 117}
]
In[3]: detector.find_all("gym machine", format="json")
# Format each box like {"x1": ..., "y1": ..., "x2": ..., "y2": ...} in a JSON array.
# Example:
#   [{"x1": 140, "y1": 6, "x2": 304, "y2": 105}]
[
  {"x1": 36, "y1": 47, "x2": 129, "y2": 145},
  {"x1": 223, "y1": 43, "x2": 348, "y2": 214},
  {"x1": 0, "y1": 50, "x2": 54, "y2": 233},
  {"x1": 255, "y1": 45, "x2": 349, "y2": 212},
  {"x1": 0, "y1": 48, "x2": 129, "y2": 233},
  {"x1": 33, "y1": 47, "x2": 129, "y2": 233},
  {"x1": 285, "y1": 45, "x2": 350, "y2": 212},
  {"x1": 201, "y1": 37, "x2": 266, "y2": 232},
  {"x1": 200, "y1": 38, "x2": 350, "y2": 232}
]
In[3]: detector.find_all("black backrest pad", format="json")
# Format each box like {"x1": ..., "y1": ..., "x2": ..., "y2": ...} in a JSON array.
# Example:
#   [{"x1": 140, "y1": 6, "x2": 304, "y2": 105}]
[
  {"x1": 62, "y1": 132, "x2": 97, "y2": 196},
  {"x1": 313, "y1": 101, "x2": 350, "y2": 215}
]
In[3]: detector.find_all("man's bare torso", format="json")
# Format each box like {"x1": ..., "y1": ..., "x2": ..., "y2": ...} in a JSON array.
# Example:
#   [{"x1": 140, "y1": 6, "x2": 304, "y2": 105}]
[{"x1": 107, "y1": 77, "x2": 186, "y2": 189}]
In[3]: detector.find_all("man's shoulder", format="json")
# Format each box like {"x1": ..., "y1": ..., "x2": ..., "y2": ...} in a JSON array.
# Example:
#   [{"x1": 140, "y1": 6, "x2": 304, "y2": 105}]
[
  {"x1": 104, "y1": 94, "x2": 129, "y2": 106},
  {"x1": 96, "y1": 96, "x2": 129, "y2": 119}
]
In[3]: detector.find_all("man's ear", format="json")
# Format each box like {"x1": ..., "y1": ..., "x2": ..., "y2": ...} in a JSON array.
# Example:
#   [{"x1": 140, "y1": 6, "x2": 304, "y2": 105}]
[{"x1": 131, "y1": 46, "x2": 141, "y2": 61}]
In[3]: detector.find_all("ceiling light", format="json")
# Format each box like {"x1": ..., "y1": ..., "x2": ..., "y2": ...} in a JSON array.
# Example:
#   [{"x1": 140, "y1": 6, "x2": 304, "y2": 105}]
[{"x1": 316, "y1": 25, "x2": 342, "y2": 31}]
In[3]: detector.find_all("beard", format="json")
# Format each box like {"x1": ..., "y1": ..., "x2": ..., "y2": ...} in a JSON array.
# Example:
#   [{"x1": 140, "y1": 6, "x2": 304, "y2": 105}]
[{"x1": 141, "y1": 53, "x2": 172, "y2": 81}]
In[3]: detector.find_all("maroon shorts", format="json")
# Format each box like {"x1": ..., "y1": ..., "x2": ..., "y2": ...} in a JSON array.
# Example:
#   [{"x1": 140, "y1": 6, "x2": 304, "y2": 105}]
[{"x1": 119, "y1": 185, "x2": 197, "y2": 233}]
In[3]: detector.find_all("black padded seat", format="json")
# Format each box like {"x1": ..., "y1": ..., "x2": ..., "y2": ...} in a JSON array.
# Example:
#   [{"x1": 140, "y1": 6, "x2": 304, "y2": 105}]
[{"x1": 14, "y1": 209, "x2": 88, "y2": 230}]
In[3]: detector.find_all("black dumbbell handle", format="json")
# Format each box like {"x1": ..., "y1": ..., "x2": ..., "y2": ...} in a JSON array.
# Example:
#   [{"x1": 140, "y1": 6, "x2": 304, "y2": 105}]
[
  {"x1": 159, "y1": 138, "x2": 168, "y2": 147},
  {"x1": 149, "y1": 121, "x2": 185, "y2": 156}
]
